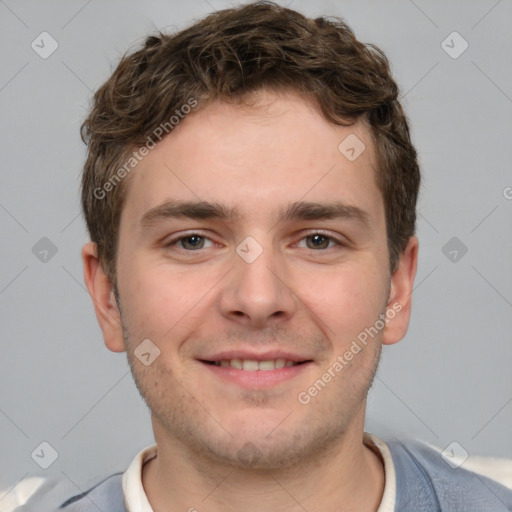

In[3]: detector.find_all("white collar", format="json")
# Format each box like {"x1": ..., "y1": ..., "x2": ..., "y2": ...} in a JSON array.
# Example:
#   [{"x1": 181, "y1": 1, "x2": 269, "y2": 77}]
[{"x1": 122, "y1": 433, "x2": 396, "y2": 512}]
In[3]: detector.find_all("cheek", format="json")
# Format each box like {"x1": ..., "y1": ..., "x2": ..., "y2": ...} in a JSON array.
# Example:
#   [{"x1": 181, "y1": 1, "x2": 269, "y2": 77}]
[
  {"x1": 295, "y1": 261, "x2": 388, "y2": 338},
  {"x1": 118, "y1": 260, "x2": 220, "y2": 340}
]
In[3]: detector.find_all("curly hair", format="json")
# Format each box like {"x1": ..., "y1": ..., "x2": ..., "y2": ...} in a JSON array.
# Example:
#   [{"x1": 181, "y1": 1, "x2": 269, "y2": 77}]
[{"x1": 81, "y1": 1, "x2": 420, "y2": 282}]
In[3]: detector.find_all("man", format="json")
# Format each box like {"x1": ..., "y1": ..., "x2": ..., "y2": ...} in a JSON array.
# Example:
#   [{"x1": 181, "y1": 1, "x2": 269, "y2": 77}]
[{"x1": 29, "y1": 2, "x2": 511, "y2": 510}]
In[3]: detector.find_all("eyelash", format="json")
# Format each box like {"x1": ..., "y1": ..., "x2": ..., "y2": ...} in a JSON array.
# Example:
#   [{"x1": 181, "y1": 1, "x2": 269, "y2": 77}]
[{"x1": 164, "y1": 230, "x2": 345, "y2": 252}]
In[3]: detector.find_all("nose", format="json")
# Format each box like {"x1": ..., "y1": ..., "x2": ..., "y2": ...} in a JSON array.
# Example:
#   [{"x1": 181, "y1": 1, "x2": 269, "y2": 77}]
[{"x1": 219, "y1": 241, "x2": 297, "y2": 328}]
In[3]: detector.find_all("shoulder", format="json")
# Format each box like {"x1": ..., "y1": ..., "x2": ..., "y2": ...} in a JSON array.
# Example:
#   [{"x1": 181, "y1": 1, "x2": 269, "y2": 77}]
[
  {"x1": 13, "y1": 473, "x2": 126, "y2": 512},
  {"x1": 7, "y1": 473, "x2": 126, "y2": 512},
  {"x1": 9, "y1": 446, "x2": 156, "y2": 512},
  {"x1": 387, "y1": 440, "x2": 512, "y2": 511},
  {"x1": 57, "y1": 473, "x2": 125, "y2": 511}
]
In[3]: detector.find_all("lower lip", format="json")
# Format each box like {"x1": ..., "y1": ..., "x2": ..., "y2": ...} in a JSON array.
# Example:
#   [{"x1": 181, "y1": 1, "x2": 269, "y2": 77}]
[{"x1": 200, "y1": 361, "x2": 312, "y2": 388}]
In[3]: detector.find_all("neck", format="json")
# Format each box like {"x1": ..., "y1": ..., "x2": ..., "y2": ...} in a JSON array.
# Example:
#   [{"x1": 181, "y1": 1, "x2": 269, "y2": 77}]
[{"x1": 142, "y1": 420, "x2": 385, "y2": 512}]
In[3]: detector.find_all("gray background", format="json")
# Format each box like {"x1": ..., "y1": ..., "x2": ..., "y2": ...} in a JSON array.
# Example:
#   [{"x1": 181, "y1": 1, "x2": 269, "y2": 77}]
[{"x1": 1, "y1": 0, "x2": 511, "y2": 499}]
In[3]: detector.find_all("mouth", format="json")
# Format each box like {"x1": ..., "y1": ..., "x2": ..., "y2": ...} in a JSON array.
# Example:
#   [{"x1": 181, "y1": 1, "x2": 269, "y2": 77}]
[
  {"x1": 197, "y1": 355, "x2": 314, "y2": 388},
  {"x1": 200, "y1": 358, "x2": 310, "y2": 370}
]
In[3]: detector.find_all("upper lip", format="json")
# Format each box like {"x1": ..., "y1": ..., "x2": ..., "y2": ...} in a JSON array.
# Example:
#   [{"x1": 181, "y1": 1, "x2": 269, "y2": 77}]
[{"x1": 198, "y1": 350, "x2": 313, "y2": 363}]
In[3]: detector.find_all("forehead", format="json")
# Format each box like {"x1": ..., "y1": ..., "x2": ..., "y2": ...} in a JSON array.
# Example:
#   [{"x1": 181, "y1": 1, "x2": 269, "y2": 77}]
[{"x1": 121, "y1": 91, "x2": 382, "y2": 228}]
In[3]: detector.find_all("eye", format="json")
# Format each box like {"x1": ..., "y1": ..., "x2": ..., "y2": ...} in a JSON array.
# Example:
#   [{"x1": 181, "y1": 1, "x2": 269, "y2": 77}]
[
  {"x1": 167, "y1": 233, "x2": 215, "y2": 251},
  {"x1": 297, "y1": 233, "x2": 341, "y2": 250}
]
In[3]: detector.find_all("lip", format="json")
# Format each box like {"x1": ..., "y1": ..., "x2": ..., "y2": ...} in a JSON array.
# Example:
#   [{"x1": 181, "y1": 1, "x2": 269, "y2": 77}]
[
  {"x1": 198, "y1": 359, "x2": 313, "y2": 389},
  {"x1": 199, "y1": 350, "x2": 312, "y2": 363}
]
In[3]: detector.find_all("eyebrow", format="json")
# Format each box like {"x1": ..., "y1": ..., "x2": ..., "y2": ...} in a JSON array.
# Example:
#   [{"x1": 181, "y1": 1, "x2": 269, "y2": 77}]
[
  {"x1": 140, "y1": 200, "x2": 241, "y2": 227},
  {"x1": 140, "y1": 199, "x2": 369, "y2": 228},
  {"x1": 280, "y1": 201, "x2": 369, "y2": 225}
]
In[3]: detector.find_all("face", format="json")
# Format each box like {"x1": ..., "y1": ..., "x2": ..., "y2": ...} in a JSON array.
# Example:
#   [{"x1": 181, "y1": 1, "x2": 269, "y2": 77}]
[{"x1": 85, "y1": 90, "x2": 417, "y2": 470}]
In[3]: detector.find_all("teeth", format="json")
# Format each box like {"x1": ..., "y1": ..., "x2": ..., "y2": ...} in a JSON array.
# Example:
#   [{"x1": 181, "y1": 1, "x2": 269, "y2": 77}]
[
  {"x1": 212, "y1": 358, "x2": 300, "y2": 370},
  {"x1": 242, "y1": 359, "x2": 259, "y2": 371},
  {"x1": 258, "y1": 360, "x2": 276, "y2": 371}
]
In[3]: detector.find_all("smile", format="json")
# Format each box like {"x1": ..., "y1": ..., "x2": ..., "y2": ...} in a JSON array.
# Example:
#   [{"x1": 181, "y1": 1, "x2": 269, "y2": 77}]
[
  {"x1": 199, "y1": 358, "x2": 312, "y2": 388},
  {"x1": 205, "y1": 358, "x2": 304, "y2": 370}
]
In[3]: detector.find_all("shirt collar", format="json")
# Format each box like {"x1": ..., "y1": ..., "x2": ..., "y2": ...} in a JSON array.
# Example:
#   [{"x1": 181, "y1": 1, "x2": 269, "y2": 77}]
[{"x1": 122, "y1": 433, "x2": 396, "y2": 512}]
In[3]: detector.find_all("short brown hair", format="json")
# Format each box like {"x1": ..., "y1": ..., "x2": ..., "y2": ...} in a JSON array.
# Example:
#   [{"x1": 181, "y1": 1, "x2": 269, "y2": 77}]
[{"x1": 81, "y1": 1, "x2": 420, "y2": 282}]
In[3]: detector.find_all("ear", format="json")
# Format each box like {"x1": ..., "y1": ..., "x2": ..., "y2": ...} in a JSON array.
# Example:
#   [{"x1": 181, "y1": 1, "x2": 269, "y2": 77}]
[
  {"x1": 82, "y1": 242, "x2": 126, "y2": 352},
  {"x1": 382, "y1": 236, "x2": 419, "y2": 346}
]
